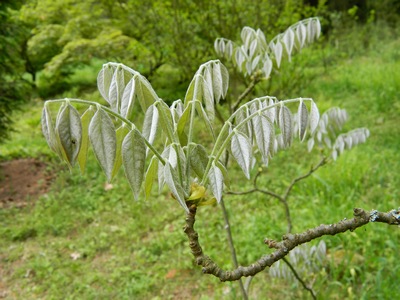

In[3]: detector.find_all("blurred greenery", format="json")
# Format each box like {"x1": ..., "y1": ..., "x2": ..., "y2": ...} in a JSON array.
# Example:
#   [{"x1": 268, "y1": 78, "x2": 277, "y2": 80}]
[
  {"x1": 0, "y1": 0, "x2": 31, "y2": 143},
  {"x1": 0, "y1": 0, "x2": 400, "y2": 299}
]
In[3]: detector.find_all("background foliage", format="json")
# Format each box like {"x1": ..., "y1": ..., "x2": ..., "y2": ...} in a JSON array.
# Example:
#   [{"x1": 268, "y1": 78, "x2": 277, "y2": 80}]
[{"x1": 0, "y1": 0, "x2": 30, "y2": 143}]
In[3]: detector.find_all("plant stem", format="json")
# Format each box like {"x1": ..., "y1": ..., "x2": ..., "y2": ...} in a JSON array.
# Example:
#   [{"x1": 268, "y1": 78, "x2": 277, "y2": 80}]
[
  {"x1": 220, "y1": 198, "x2": 248, "y2": 299},
  {"x1": 184, "y1": 207, "x2": 400, "y2": 282},
  {"x1": 282, "y1": 257, "x2": 317, "y2": 300},
  {"x1": 232, "y1": 78, "x2": 258, "y2": 112}
]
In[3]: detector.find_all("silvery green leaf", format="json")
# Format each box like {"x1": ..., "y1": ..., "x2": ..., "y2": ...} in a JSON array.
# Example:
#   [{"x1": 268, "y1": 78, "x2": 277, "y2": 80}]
[
  {"x1": 279, "y1": 105, "x2": 293, "y2": 147},
  {"x1": 202, "y1": 74, "x2": 215, "y2": 122},
  {"x1": 262, "y1": 58, "x2": 273, "y2": 78},
  {"x1": 77, "y1": 107, "x2": 95, "y2": 173},
  {"x1": 157, "y1": 146, "x2": 171, "y2": 192},
  {"x1": 249, "y1": 39, "x2": 258, "y2": 58},
  {"x1": 219, "y1": 38, "x2": 225, "y2": 53},
  {"x1": 177, "y1": 103, "x2": 191, "y2": 146},
  {"x1": 215, "y1": 160, "x2": 230, "y2": 189},
  {"x1": 243, "y1": 29, "x2": 253, "y2": 49},
  {"x1": 189, "y1": 143, "x2": 209, "y2": 179},
  {"x1": 241, "y1": 26, "x2": 251, "y2": 43},
  {"x1": 316, "y1": 131, "x2": 322, "y2": 142},
  {"x1": 144, "y1": 155, "x2": 158, "y2": 200},
  {"x1": 164, "y1": 162, "x2": 188, "y2": 212},
  {"x1": 111, "y1": 124, "x2": 130, "y2": 180},
  {"x1": 296, "y1": 22, "x2": 307, "y2": 48},
  {"x1": 253, "y1": 114, "x2": 274, "y2": 163},
  {"x1": 157, "y1": 160, "x2": 165, "y2": 193},
  {"x1": 283, "y1": 28, "x2": 295, "y2": 59},
  {"x1": 212, "y1": 62, "x2": 223, "y2": 101},
  {"x1": 184, "y1": 74, "x2": 203, "y2": 104},
  {"x1": 56, "y1": 103, "x2": 82, "y2": 167},
  {"x1": 274, "y1": 41, "x2": 283, "y2": 68},
  {"x1": 208, "y1": 163, "x2": 223, "y2": 203},
  {"x1": 89, "y1": 108, "x2": 116, "y2": 181},
  {"x1": 195, "y1": 101, "x2": 215, "y2": 141},
  {"x1": 246, "y1": 60, "x2": 253, "y2": 76},
  {"x1": 256, "y1": 29, "x2": 267, "y2": 47},
  {"x1": 235, "y1": 106, "x2": 252, "y2": 142},
  {"x1": 142, "y1": 105, "x2": 159, "y2": 155},
  {"x1": 314, "y1": 18, "x2": 321, "y2": 39},
  {"x1": 231, "y1": 130, "x2": 252, "y2": 179},
  {"x1": 307, "y1": 138, "x2": 314, "y2": 152},
  {"x1": 135, "y1": 75, "x2": 158, "y2": 112},
  {"x1": 176, "y1": 146, "x2": 188, "y2": 192},
  {"x1": 298, "y1": 100, "x2": 309, "y2": 141},
  {"x1": 307, "y1": 19, "x2": 316, "y2": 43},
  {"x1": 337, "y1": 136, "x2": 345, "y2": 153},
  {"x1": 122, "y1": 129, "x2": 146, "y2": 200},
  {"x1": 219, "y1": 62, "x2": 229, "y2": 98},
  {"x1": 42, "y1": 105, "x2": 62, "y2": 157},
  {"x1": 170, "y1": 99, "x2": 184, "y2": 119},
  {"x1": 262, "y1": 98, "x2": 277, "y2": 124},
  {"x1": 235, "y1": 48, "x2": 245, "y2": 71},
  {"x1": 157, "y1": 101, "x2": 175, "y2": 142},
  {"x1": 97, "y1": 64, "x2": 113, "y2": 103},
  {"x1": 108, "y1": 66, "x2": 125, "y2": 112},
  {"x1": 214, "y1": 39, "x2": 220, "y2": 54},
  {"x1": 273, "y1": 136, "x2": 279, "y2": 153},
  {"x1": 226, "y1": 40, "x2": 233, "y2": 59},
  {"x1": 332, "y1": 149, "x2": 338, "y2": 161},
  {"x1": 324, "y1": 136, "x2": 332, "y2": 148},
  {"x1": 251, "y1": 55, "x2": 261, "y2": 72},
  {"x1": 120, "y1": 78, "x2": 135, "y2": 120},
  {"x1": 309, "y1": 100, "x2": 320, "y2": 134},
  {"x1": 184, "y1": 75, "x2": 196, "y2": 106},
  {"x1": 345, "y1": 135, "x2": 353, "y2": 148},
  {"x1": 167, "y1": 145, "x2": 178, "y2": 168},
  {"x1": 203, "y1": 65, "x2": 214, "y2": 101}
]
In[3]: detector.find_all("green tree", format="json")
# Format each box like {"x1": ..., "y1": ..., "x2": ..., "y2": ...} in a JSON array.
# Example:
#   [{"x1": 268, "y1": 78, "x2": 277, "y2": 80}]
[
  {"x1": 18, "y1": 0, "x2": 327, "y2": 97},
  {"x1": 0, "y1": 0, "x2": 30, "y2": 143}
]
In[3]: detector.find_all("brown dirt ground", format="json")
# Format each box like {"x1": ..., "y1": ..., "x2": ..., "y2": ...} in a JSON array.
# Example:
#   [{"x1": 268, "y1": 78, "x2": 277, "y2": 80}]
[{"x1": 0, "y1": 158, "x2": 53, "y2": 208}]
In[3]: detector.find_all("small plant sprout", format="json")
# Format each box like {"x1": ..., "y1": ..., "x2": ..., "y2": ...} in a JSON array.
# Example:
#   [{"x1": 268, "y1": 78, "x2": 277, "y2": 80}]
[{"x1": 41, "y1": 17, "x2": 399, "y2": 299}]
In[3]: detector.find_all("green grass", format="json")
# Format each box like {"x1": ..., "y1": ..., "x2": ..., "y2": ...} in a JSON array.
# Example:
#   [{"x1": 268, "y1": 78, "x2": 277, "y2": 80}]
[{"x1": 1, "y1": 27, "x2": 400, "y2": 299}]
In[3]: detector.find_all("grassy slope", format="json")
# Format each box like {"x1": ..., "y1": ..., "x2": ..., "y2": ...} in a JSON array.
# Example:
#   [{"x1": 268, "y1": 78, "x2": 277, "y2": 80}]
[{"x1": 1, "y1": 33, "x2": 399, "y2": 299}]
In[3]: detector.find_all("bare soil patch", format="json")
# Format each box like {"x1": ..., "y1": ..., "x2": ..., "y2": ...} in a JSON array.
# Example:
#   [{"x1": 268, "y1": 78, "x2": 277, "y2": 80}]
[{"x1": 0, "y1": 158, "x2": 53, "y2": 208}]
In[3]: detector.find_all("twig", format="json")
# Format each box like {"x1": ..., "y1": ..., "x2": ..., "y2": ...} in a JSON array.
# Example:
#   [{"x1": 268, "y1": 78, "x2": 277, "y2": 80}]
[
  {"x1": 183, "y1": 206, "x2": 400, "y2": 282},
  {"x1": 220, "y1": 198, "x2": 248, "y2": 299},
  {"x1": 283, "y1": 157, "x2": 327, "y2": 201},
  {"x1": 232, "y1": 78, "x2": 260, "y2": 112},
  {"x1": 228, "y1": 157, "x2": 328, "y2": 234},
  {"x1": 282, "y1": 257, "x2": 317, "y2": 300}
]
